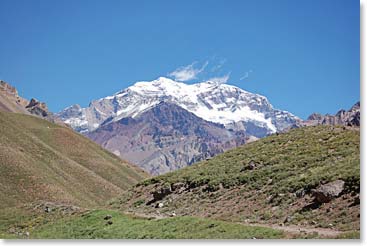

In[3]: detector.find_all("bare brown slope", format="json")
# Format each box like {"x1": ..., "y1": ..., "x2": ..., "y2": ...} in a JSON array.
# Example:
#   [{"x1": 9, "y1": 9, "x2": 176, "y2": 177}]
[
  {"x1": 0, "y1": 81, "x2": 29, "y2": 114},
  {"x1": 0, "y1": 111, "x2": 149, "y2": 209}
]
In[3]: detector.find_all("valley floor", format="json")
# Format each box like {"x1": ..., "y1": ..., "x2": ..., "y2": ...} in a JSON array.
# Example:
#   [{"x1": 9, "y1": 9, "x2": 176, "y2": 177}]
[
  {"x1": 0, "y1": 203, "x2": 359, "y2": 239},
  {"x1": 125, "y1": 211, "x2": 355, "y2": 239}
]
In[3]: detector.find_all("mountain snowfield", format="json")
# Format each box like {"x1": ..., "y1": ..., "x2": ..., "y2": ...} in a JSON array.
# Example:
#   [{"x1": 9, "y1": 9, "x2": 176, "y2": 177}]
[{"x1": 58, "y1": 77, "x2": 299, "y2": 136}]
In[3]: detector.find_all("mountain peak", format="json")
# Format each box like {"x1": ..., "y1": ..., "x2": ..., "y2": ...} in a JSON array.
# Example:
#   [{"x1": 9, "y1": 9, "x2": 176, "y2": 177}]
[
  {"x1": 155, "y1": 76, "x2": 176, "y2": 83},
  {"x1": 133, "y1": 77, "x2": 177, "y2": 87},
  {"x1": 58, "y1": 77, "x2": 299, "y2": 135}
]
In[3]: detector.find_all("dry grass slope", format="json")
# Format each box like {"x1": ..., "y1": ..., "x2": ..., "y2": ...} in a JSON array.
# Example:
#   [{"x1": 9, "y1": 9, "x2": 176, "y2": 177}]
[{"x1": 0, "y1": 111, "x2": 148, "y2": 209}]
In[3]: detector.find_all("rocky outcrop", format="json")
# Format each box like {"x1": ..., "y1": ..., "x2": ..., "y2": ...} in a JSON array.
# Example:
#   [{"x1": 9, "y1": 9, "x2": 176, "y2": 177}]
[
  {"x1": 24, "y1": 98, "x2": 66, "y2": 126},
  {"x1": 0, "y1": 80, "x2": 18, "y2": 96},
  {"x1": 26, "y1": 98, "x2": 49, "y2": 117},
  {"x1": 307, "y1": 113, "x2": 323, "y2": 121},
  {"x1": 87, "y1": 102, "x2": 249, "y2": 175},
  {"x1": 0, "y1": 80, "x2": 29, "y2": 113},
  {"x1": 152, "y1": 187, "x2": 172, "y2": 202},
  {"x1": 0, "y1": 80, "x2": 66, "y2": 126},
  {"x1": 311, "y1": 180, "x2": 345, "y2": 203},
  {"x1": 303, "y1": 102, "x2": 360, "y2": 127}
]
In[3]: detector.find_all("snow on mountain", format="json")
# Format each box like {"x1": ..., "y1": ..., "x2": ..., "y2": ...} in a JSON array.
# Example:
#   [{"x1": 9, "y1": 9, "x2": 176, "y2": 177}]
[
  {"x1": 57, "y1": 77, "x2": 299, "y2": 136},
  {"x1": 86, "y1": 101, "x2": 249, "y2": 175}
]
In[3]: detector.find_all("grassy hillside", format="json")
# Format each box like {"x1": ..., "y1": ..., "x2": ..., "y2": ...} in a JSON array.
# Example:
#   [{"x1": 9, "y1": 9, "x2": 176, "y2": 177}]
[
  {"x1": 0, "y1": 111, "x2": 148, "y2": 209},
  {"x1": 0, "y1": 205, "x2": 285, "y2": 239},
  {"x1": 114, "y1": 125, "x2": 360, "y2": 233},
  {"x1": 0, "y1": 121, "x2": 359, "y2": 239}
]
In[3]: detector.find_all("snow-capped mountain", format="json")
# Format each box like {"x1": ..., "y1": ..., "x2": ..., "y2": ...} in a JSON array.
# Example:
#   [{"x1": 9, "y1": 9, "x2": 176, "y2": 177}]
[
  {"x1": 86, "y1": 101, "x2": 250, "y2": 175},
  {"x1": 58, "y1": 77, "x2": 299, "y2": 137}
]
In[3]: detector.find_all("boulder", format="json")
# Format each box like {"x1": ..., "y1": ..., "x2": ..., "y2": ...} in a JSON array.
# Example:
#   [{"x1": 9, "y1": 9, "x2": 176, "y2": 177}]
[
  {"x1": 152, "y1": 186, "x2": 172, "y2": 201},
  {"x1": 104, "y1": 215, "x2": 112, "y2": 220},
  {"x1": 311, "y1": 180, "x2": 345, "y2": 203},
  {"x1": 171, "y1": 182, "x2": 186, "y2": 191}
]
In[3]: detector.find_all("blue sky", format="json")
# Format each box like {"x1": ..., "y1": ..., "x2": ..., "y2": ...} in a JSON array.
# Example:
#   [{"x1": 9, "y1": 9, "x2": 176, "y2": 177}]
[{"x1": 0, "y1": 0, "x2": 359, "y2": 119}]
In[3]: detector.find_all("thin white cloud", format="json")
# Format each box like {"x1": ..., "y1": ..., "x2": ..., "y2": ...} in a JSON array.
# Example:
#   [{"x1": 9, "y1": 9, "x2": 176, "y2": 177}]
[
  {"x1": 240, "y1": 70, "x2": 253, "y2": 80},
  {"x1": 210, "y1": 58, "x2": 227, "y2": 72},
  {"x1": 168, "y1": 61, "x2": 208, "y2": 82},
  {"x1": 208, "y1": 73, "x2": 231, "y2": 85}
]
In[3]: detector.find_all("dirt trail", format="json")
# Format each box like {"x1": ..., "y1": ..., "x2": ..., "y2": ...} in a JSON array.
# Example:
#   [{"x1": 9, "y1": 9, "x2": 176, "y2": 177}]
[
  {"x1": 245, "y1": 222, "x2": 342, "y2": 238},
  {"x1": 127, "y1": 211, "x2": 344, "y2": 238}
]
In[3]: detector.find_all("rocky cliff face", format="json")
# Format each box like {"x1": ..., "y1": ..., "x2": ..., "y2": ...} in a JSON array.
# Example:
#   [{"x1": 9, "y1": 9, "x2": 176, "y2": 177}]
[
  {"x1": 87, "y1": 102, "x2": 249, "y2": 175},
  {"x1": 303, "y1": 102, "x2": 360, "y2": 127}
]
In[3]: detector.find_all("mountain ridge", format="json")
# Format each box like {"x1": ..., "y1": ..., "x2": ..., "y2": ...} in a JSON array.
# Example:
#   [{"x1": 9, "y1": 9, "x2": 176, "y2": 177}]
[
  {"x1": 303, "y1": 102, "x2": 360, "y2": 127},
  {"x1": 87, "y1": 101, "x2": 250, "y2": 175},
  {"x1": 58, "y1": 77, "x2": 300, "y2": 137}
]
